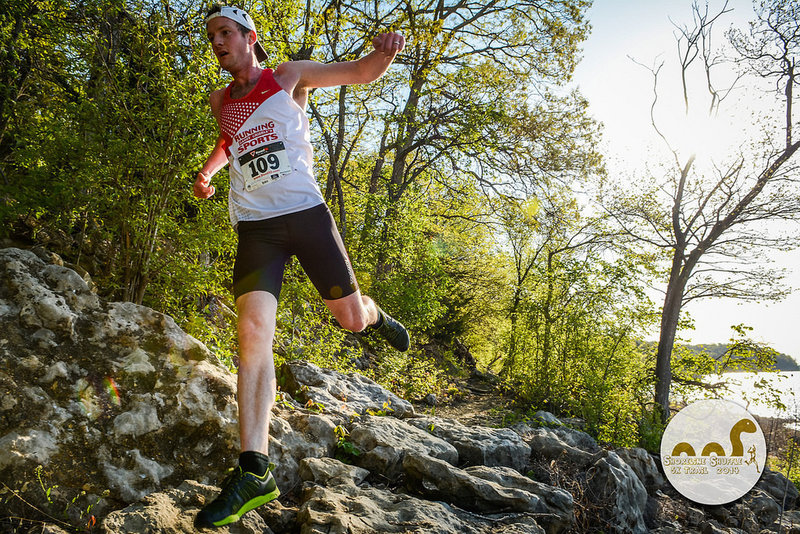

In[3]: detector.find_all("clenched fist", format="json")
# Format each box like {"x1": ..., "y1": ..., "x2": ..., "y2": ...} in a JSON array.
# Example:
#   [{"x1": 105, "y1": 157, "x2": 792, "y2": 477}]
[
  {"x1": 372, "y1": 32, "x2": 405, "y2": 56},
  {"x1": 193, "y1": 171, "x2": 216, "y2": 199}
]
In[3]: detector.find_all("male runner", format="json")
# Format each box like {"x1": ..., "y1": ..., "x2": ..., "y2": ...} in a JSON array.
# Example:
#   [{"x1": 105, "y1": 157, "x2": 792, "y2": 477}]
[{"x1": 192, "y1": 4, "x2": 409, "y2": 528}]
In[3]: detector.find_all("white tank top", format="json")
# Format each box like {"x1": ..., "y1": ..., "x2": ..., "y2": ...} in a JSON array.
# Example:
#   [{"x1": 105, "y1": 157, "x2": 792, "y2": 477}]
[{"x1": 219, "y1": 69, "x2": 324, "y2": 227}]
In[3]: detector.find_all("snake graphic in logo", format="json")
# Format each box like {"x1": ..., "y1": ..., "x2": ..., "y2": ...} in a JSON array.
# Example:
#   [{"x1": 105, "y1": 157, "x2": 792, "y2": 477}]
[{"x1": 661, "y1": 399, "x2": 766, "y2": 505}]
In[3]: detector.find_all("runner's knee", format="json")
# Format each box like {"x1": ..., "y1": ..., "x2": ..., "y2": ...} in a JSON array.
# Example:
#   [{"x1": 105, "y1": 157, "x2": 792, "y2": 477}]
[
  {"x1": 239, "y1": 317, "x2": 273, "y2": 341},
  {"x1": 237, "y1": 302, "x2": 277, "y2": 346},
  {"x1": 334, "y1": 307, "x2": 369, "y2": 333}
]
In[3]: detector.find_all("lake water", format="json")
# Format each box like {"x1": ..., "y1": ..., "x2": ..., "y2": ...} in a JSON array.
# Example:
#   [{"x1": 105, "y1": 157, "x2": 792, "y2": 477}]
[{"x1": 678, "y1": 371, "x2": 800, "y2": 421}]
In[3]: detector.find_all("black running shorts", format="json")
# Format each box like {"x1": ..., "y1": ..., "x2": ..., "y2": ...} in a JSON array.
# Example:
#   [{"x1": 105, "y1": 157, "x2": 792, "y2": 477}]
[{"x1": 232, "y1": 203, "x2": 358, "y2": 301}]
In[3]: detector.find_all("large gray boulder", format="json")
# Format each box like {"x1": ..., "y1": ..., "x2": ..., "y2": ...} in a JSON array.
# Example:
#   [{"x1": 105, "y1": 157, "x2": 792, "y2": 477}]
[
  {"x1": 101, "y1": 480, "x2": 272, "y2": 533},
  {"x1": 512, "y1": 423, "x2": 599, "y2": 468},
  {"x1": 297, "y1": 456, "x2": 546, "y2": 534},
  {"x1": 348, "y1": 415, "x2": 458, "y2": 477},
  {"x1": 741, "y1": 488, "x2": 781, "y2": 527},
  {"x1": 403, "y1": 452, "x2": 574, "y2": 533},
  {"x1": 614, "y1": 447, "x2": 665, "y2": 493},
  {"x1": 0, "y1": 248, "x2": 240, "y2": 516},
  {"x1": 756, "y1": 469, "x2": 799, "y2": 510},
  {"x1": 0, "y1": 247, "x2": 344, "y2": 525},
  {"x1": 407, "y1": 415, "x2": 532, "y2": 471},
  {"x1": 586, "y1": 450, "x2": 648, "y2": 534},
  {"x1": 279, "y1": 359, "x2": 414, "y2": 418}
]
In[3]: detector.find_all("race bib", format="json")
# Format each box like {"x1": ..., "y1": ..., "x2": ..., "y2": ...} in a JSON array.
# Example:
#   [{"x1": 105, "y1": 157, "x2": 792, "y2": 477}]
[{"x1": 238, "y1": 141, "x2": 292, "y2": 191}]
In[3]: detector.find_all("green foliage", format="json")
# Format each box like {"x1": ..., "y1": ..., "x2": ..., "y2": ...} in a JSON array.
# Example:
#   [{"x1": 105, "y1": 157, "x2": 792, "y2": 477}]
[
  {"x1": 671, "y1": 324, "x2": 787, "y2": 414},
  {"x1": 768, "y1": 437, "x2": 800, "y2": 490},
  {"x1": 333, "y1": 425, "x2": 361, "y2": 463},
  {"x1": 1, "y1": 0, "x2": 233, "y2": 318},
  {"x1": 670, "y1": 339, "x2": 798, "y2": 372},
  {"x1": 351, "y1": 189, "x2": 452, "y2": 336},
  {"x1": 363, "y1": 350, "x2": 438, "y2": 399},
  {"x1": 28, "y1": 465, "x2": 107, "y2": 530},
  {"x1": 365, "y1": 401, "x2": 394, "y2": 417},
  {"x1": 494, "y1": 188, "x2": 658, "y2": 446},
  {"x1": 274, "y1": 262, "x2": 358, "y2": 373},
  {"x1": 35, "y1": 465, "x2": 56, "y2": 506},
  {"x1": 181, "y1": 300, "x2": 239, "y2": 371},
  {"x1": 638, "y1": 407, "x2": 668, "y2": 453},
  {"x1": 304, "y1": 399, "x2": 325, "y2": 413}
]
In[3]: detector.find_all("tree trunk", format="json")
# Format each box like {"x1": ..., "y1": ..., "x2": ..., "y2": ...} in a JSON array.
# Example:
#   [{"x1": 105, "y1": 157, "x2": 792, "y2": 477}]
[
  {"x1": 502, "y1": 285, "x2": 524, "y2": 379},
  {"x1": 541, "y1": 251, "x2": 555, "y2": 400},
  {"x1": 654, "y1": 252, "x2": 689, "y2": 423}
]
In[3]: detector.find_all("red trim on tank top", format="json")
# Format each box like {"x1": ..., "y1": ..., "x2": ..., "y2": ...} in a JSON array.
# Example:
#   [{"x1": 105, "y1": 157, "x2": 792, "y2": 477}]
[
  {"x1": 222, "y1": 68, "x2": 281, "y2": 104},
  {"x1": 219, "y1": 68, "x2": 283, "y2": 143}
]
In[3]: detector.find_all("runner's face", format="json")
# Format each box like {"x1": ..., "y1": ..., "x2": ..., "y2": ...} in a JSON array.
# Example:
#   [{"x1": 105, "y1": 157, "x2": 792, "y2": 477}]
[{"x1": 206, "y1": 17, "x2": 254, "y2": 71}]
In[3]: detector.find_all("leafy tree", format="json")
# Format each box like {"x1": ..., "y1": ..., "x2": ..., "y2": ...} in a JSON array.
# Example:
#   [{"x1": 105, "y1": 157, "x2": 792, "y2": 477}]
[
  {"x1": 0, "y1": 0, "x2": 75, "y2": 224},
  {"x1": 604, "y1": 1, "x2": 800, "y2": 422},
  {"x1": 496, "y1": 188, "x2": 656, "y2": 443},
  {"x1": 1, "y1": 0, "x2": 233, "y2": 313}
]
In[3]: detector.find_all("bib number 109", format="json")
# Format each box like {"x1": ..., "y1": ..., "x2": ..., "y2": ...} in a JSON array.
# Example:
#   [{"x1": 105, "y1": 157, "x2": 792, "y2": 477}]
[
  {"x1": 238, "y1": 141, "x2": 291, "y2": 192},
  {"x1": 249, "y1": 153, "x2": 281, "y2": 176}
]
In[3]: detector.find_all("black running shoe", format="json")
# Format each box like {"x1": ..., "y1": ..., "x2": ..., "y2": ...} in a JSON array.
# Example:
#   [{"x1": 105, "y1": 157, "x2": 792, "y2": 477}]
[
  {"x1": 370, "y1": 307, "x2": 410, "y2": 352},
  {"x1": 195, "y1": 465, "x2": 280, "y2": 528}
]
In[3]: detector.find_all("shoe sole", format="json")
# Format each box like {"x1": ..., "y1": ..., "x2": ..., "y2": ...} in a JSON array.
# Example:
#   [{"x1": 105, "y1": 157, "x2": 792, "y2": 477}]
[{"x1": 211, "y1": 487, "x2": 281, "y2": 527}]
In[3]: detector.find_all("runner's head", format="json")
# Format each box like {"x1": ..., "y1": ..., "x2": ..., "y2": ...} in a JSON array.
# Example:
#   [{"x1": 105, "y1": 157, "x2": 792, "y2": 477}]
[{"x1": 205, "y1": 5, "x2": 267, "y2": 63}]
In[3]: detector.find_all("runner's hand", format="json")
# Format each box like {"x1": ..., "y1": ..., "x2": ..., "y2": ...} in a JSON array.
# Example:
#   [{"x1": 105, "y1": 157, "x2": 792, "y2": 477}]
[
  {"x1": 373, "y1": 32, "x2": 405, "y2": 56},
  {"x1": 193, "y1": 171, "x2": 215, "y2": 199}
]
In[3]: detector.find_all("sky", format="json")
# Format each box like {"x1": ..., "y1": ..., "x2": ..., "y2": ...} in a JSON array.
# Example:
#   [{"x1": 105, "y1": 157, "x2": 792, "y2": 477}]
[{"x1": 571, "y1": 0, "x2": 800, "y2": 361}]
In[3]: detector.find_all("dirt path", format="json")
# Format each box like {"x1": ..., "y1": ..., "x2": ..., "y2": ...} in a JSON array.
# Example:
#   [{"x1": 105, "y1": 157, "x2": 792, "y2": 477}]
[{"x1": 412, "y1": 375, "x2": 517, "y2": 428}]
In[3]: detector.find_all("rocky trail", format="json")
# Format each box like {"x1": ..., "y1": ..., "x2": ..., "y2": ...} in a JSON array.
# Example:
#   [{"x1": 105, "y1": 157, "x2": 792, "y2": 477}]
[{"x1": 1, "y1": 246, "x2": 800, "y2": 534}]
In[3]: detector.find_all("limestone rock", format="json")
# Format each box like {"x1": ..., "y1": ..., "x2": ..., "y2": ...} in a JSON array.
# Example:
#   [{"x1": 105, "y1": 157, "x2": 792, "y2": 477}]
[
  {"x1": 268, "y1": 411, "x2": 339, "y2": 494},
  {"x1": 349, "y1": 416, "x2": 458, "y2": 477},
  {"x1": 258, "y1": 500, "x2": 299, "y2": 534},
  {"x1": 279, "y1": 359, "x2": 414, "y2": 418},
  {"x1": 756, "y1": 469, "x2": 799, "y2": 510},
  {"x1": 298, "y1": 457, "x2": 370, "y2": 487},
  {"x1": 297, "y1": 471, "x2": 545, "y2": 534},
  {"x1": 586, "y1": 450, "x2": 648, "y2": 534},
  {"x1": 463, "y1": 464, "x2": 575, "y2": 533},
  {"x1": 727, "y1": 503, "x2": 759, "y2": 533},
  {"x1": 403, "y1": 452, "x2": 574, "y2": 533},
  {"x1": 741, "y1": 488, "x2": 781, "y2": 527},
  {"x1": 513, "y1": 424, "x2": 599, "y2": 468},
  {"x1": 7, "y1": 244, "x2": 792, "y2": 534},
  {"x1": 0, "y1": 248, "x2": 240, "y2": 514},
  {"x1": 101, "y1": 480, "x2": 271, "y2": 533},
  {"x1": 406, "y1": 415, "x2": 532, "y2": 471},
  {"x1": 615, "y1": 447, "x2": 666, "y2": 493},
  {"x1": 767, "y1": 509, "x2": 800, "y2": 534}
]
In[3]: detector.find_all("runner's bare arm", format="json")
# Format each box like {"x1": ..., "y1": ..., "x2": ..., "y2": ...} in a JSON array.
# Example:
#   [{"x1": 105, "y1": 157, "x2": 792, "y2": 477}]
[
  {"x1": 274, "y1": 32, "x2": 405, "y2": 99},
  {"x1": 194, "y1": 90, "x2": 228, "y2": 199}
]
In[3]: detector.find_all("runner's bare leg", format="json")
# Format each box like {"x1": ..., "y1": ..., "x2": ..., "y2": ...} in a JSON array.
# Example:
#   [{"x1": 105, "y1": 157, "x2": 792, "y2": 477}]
[{"x1": 235, "y1": 290, "x2": 278, "y2": 454}]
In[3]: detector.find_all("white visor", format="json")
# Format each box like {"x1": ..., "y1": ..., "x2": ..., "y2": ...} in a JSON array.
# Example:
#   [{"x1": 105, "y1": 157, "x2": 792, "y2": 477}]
[{"x1": 205, "y1": 6, "x2": 267, "y2": 63}]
